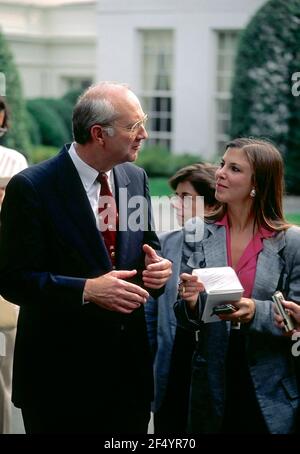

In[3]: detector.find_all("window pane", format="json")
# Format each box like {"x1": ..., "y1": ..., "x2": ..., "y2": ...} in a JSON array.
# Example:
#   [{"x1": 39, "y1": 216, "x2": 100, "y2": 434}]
[
  {"x1": 140, "y1": 30, "x2": 173, "y2": 151},
  {"x1": 217, "y1": 99, "x2": 230, "y2": 114},
  {"x1": 215, "y1": 30, "x2": 240, "y2": 154},
  {"x1": 217, "y1": 118, "x2": 231, "y2": 136},
  {"x1": 217, "y1": 140, "x2": 228, "y2": 155}
]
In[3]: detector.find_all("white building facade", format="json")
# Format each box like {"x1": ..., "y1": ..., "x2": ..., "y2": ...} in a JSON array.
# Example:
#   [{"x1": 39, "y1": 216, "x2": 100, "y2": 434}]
[
  {"x1": 96, "y1": 0, "x2": 266, "y2": 158},
  {"x1": 0, "y1": 0, "x2": 267, "y2": 158},
  {"x1": 0, "y1": 0, "x2": 96, "y2": 98}
]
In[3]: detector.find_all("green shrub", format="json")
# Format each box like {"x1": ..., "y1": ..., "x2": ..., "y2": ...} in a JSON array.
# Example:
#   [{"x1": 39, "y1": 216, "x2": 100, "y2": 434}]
[
  {"x1": 27, "y1": 99, "x2": 69, "y2": 147},
  {"x1": 24, "y1": 89, "x2": 80, "y2": 149},
  {"x1": 149, "y1": 177, "x2": 172, "y2": 196},
  {"x1": 136, "y1": 146, "x2": 202, "y2": 177},
  {"x1": 44, "y1": 98, "x2": 73, "y2": 139},
  {"x1": 230, "y1": 0, "x2": 300, "y2": 194},
  {"x1": 25, "y1": 110, "x2": 41, "y2": 147},
  {"x1": 30, "y1": 145, "x2": 59, "y2": 164},
  {"x1": 286, "y1": 213, "x2": 300, "y2": 226},
  {"x1": 0, "y1": 28, "x2": 30, "y2": 154},
  {"x1": 62, "y1": 88, "x2": 84, "y2": 106},
  {"x1": 170, "y1": 153, "x2": 203, "y2": 174}
]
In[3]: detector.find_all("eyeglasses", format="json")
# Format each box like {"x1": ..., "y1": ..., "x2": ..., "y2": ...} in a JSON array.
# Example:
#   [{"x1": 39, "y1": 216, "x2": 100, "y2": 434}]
[
  {"x1": 170, "y1": 194, "x2": 195, "y2": 209},
  {"x1": 114, "y1": 114, "x2": 148, "y2": 135}
]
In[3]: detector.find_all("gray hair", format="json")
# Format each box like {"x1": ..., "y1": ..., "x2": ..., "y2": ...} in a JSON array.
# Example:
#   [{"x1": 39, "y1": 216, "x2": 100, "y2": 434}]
[{"x1": 72, "y1": 83, "x2": 127, "y2": 143}]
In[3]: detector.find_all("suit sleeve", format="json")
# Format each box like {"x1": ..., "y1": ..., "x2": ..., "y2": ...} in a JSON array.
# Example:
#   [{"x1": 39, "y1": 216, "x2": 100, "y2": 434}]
[
  {"x1": 0, "y1": 174, "x2": 86, "y2": 309},
  {"x1": 144, "y1": 295, "x2": 158, "y2": 358},
  {"x1": 141, "y1": 169, "x2": 166, "y2": 299},
  {"x1": 143, "y1": 170, "x2": 161, "y2": 251}
]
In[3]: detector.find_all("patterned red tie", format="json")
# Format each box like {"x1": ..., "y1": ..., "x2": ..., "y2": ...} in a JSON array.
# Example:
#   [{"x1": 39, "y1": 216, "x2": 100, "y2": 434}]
[{"x1": 97, "y1": 172, "x2": 118, "y2": 267}]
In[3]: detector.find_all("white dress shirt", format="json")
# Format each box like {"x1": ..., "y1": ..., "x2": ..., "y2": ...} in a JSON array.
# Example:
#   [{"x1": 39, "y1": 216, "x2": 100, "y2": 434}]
[
  {"x1": 68, "y1": 143, "x2": 115, "y2": 223},
  {"x1": 68, "y1": 143, "x2": 117, "y2": 303}
]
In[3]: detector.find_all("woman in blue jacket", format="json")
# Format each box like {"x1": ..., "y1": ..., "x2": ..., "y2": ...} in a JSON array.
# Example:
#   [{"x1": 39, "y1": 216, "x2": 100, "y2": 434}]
[
  {"x1": 145, "y1": 163, "x2": 218, "y2": 433},
  {"x1": 177, "y1": 138, "x2": 300, "y2": 433}
]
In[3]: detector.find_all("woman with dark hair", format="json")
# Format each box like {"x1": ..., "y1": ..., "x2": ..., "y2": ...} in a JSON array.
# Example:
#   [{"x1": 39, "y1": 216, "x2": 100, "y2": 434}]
[
  {"x1": 0, "y1": 97, "x2": 27, "y2": 203},
  {"x1": 0, "y1": 97, "x2": 27, "y2": 434},
  {"x1": 145, "y1": 162, "x2": 218, "y2": 433},
  {"x1": 177, "y1": 138, "x2": 300, "y2": 433}
]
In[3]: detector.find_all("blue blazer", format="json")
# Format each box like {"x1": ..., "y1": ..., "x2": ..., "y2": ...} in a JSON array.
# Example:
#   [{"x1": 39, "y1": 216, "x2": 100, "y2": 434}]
[
  {"x1": 145, "y1": 229, "x2": 184, "y2": 412},
  {"x1": 0, "y1": 145, "x2": 161, "y2": 409},
  {"x1": 175, "y1": 221, "x2": 300, "y2": 434}
]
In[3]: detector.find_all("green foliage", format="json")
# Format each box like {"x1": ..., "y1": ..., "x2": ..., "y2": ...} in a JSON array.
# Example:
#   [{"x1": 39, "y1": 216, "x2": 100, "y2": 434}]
[
  {"x1": 230, "y1": 0, "x2": 300, "y2": 194},
  {"x1": 24, "y1": 88, "x2": 83, "y2": 149},
  {"x1": 44, "y1": 98, "x2": 73, "y2": 139},
  {"x1": 286, "y1": 213, "x2": 300, "y2": 225},
  {"x1": 62, "y1": 88, "x2": 83, "y2": 106},
  {"x1": 136, "y1": 146, "x2": 202, "y2": 177},
  {"x1": 25, "y1": 110, "x2": 41, "y2": 146},
  {"x1": 286, "y1": 84, "x2": 300, "y2": 194},
  {"x1": 0, "y1": 28, "x2": 30, "y2": 154},
  {"x1": 149, "y1": 177, "x2": 172, "y2": 196},
  {"x1": 30, "y1": 145, "x2": 59, "y2": 164},
  {"x1": 27, "y1": 98, "x2": 69, "y2": 147}
]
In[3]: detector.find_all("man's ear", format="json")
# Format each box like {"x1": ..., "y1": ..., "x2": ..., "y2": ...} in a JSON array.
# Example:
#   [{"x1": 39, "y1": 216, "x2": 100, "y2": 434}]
[{"x1": 90, "y1": 124, "x2": 105, "y2": 145}]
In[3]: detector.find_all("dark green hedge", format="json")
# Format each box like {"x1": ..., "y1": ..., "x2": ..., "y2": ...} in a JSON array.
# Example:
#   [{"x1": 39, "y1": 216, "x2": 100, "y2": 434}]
[
  {"x1": 62, "y1": 88, "x2": 83, "y2": 106},
  {"x1": 136, "y1": 146, "x2": 202, "y2": 177},
  {"x1": 30, "y1": 145, "x2": 59, "y2": 164},
  {"x1": 44, "y1": 98, "x2": 73, "y2": 139},
  {"x1": 27, "y1": 98, "x2": 69, "y2": 147},
  {"x1": 230, "y1": 0, "x2": 300, "y2": 194},
  {"x1": 25, "y1": 88, "x2": 84, "y2": 149},
  {"x1": 25, "y1": 110, "x2": 41, "y2": 146}
]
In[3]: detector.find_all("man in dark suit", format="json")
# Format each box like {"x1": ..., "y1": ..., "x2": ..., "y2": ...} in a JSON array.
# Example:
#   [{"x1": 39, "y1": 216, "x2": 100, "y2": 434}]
[{"x1": 0, "y1": 82, "x2": 172, "y2": 433}]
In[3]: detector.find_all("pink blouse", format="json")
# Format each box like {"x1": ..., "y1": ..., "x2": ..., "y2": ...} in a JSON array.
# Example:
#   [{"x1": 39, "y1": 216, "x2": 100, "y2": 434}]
[{"x1": 216, "y1": 214, "x2": 274, "y2": 298}]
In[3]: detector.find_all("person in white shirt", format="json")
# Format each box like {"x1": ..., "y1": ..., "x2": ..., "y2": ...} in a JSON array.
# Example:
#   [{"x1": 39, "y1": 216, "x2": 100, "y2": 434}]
[{"x1": 0, "y1": 97, "x2": 27, "y2": 433}]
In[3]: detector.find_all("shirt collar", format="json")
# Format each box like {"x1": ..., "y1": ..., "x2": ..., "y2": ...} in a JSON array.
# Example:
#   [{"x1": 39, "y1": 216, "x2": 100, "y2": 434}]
[
  {"x1": 215, "y1": 213, "x2": 229, "y2": 227},
  {"x1": 259, "y1": 226, "x2": 275, "y2": 239},
  {"x1": 68, "y1": 143, "x2": 112, "y2": 191}
]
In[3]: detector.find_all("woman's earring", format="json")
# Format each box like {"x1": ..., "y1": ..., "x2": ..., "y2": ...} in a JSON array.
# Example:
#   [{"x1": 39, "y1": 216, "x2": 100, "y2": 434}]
[{"x1": 250, "y1": 188, "x2": 256, "y2": 198}]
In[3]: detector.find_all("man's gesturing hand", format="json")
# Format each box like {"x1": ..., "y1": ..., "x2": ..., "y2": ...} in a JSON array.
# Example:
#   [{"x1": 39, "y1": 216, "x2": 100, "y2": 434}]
[
  {"x1": 142, "y1": 244, "x2": 172, "y2": 289},
  {"x1": 83, "y1": 270, "x2": 149, "y2": 314}
]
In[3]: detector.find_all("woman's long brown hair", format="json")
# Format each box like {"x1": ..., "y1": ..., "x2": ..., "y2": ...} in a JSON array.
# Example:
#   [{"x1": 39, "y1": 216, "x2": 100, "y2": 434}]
[{"x1": 207, "y1": 138, "x2": 290, "y2": 231}]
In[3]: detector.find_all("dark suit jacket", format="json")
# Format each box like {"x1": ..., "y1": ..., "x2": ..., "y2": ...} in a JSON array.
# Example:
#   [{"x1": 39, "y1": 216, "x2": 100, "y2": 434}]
[{"x1": 0, "y1": 145, "x2": 161, "y2": 412}]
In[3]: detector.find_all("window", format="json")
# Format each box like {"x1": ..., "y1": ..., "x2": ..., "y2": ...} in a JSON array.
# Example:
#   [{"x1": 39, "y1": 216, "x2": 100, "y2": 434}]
[
  {"x1": 215, "y1": 31, "x2": 240, "y2": 154},
  {"x1": 140, "y1": 30, "x2": 174, "y2": 151},
  {"x1": 61, "y1": 76, "x2": 93, "y2": 94}
]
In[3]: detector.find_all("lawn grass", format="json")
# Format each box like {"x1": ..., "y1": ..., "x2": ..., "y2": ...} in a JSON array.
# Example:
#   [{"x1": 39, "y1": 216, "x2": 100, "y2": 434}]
[
  {"x1": 149, "y1": 177, "x2": 172, "y2": 196},
  {"x1": 286, "y1": 213, "x2": 300, "y2": 225},
  {"x1": 29, "y1": 145, "x2": 59, "y2": 164}
]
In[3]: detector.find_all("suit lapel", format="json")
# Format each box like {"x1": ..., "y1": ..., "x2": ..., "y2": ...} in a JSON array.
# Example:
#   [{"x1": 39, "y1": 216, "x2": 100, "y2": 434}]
[
  {"x1": 163, "y1": 230, "x2": 184, "y2": 302},
  {"x1": 252, "y1": 232, "x2": 286, "y2": 299},
  {"x1": 112, "y1": 165, "x2": 130, "y2": 267},
  {"x1": 202, "y1": 224, "x2": 228, "y2": 267},
  {"x1": 186, "y1": 223, "x2": 228, "y2": 269},
  {"x1": 201, "y1": 224, "x2": 231, "y2": 334},
  {"x1": 55, "y1": 146, "x2": 111, "y2": 270}
]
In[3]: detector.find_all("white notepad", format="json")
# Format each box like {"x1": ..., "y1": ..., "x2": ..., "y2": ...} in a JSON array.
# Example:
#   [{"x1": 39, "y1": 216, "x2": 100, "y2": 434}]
[{"x1": 192, "y1": 267, "x2": 244, "y2": 323}]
